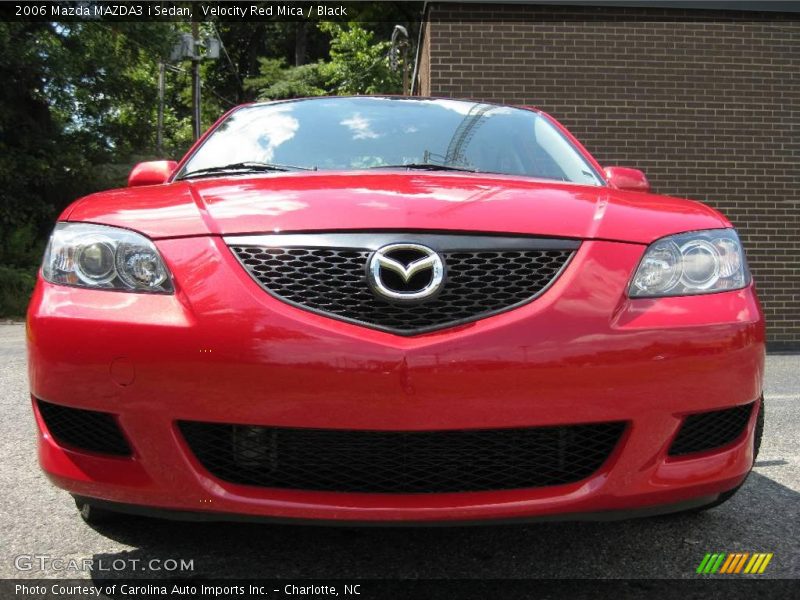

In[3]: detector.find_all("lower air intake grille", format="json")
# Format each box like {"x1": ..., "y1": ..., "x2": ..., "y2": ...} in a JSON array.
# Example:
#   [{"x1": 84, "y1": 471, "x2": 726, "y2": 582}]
[
  {"x1": 669, "y1": 403, "x2": 754, "y2": 456},
  {"x1": 179, "y1": 421, "x2": 625, "y2": 494},
  {"x1": 37, "y1": 399, "x2": 131, "y2": 456}
]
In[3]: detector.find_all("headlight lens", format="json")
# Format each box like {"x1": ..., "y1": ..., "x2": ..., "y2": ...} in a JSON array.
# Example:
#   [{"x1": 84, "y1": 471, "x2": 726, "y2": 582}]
[
  {"x1": 629, "y1": 229, "x2": 748, "y2": 297},
  {"x1": 42, "y1": 223, "x2": 173, "y2": 293}
]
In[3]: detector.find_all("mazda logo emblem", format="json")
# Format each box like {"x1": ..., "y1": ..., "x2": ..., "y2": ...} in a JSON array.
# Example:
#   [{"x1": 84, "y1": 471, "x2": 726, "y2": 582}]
[{"x1": 367, "y1": 243, "x2": 445, "y2": 302}]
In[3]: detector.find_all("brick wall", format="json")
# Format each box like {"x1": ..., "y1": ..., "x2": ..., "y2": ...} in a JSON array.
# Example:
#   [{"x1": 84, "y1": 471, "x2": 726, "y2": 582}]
[{"x1": 419, "y1": 3, "x2": 800, "y2": 348}]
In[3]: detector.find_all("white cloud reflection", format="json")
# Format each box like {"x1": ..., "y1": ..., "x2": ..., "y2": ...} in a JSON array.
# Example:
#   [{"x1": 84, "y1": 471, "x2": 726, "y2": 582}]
[
  {"x1": 185, "y1": 106, "x2": 299, "y2": 171},
  {"x1": 340, "y1": 113, "x2": 380, "y2": 140}
]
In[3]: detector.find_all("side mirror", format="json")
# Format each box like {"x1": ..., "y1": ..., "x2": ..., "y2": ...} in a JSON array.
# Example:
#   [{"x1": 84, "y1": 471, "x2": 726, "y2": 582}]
[
  {"x1": 128, "y1": 160, "x2": 178, "y2": 187},
  {"x1": 604, "y1": 166, "x2": 651, "y2": 193}
]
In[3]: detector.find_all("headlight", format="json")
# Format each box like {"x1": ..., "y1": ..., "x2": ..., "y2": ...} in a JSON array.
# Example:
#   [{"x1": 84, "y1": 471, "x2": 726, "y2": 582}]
[
  {"x1": 629, "y1": 229, "x2": 749, "y2": 298},
  {"x1": 42, "y1": 222, "x2": 173, "y2": 293}
]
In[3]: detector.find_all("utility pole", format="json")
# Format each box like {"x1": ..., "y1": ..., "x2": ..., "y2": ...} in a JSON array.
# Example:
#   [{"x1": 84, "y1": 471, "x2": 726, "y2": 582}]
[
  {"x1": 156, "y1": 61, "x2": 165, "y2": 154},
  {"x1": 390, "y1": 26, "x2": 410, "y2": 96},
  {"x1": 191, "y1": 21, "x2": 201, "y2": 140},
  {"x1": 402, "y1": 47, "x2": 410, "y2": 97},
  {"x1": 167, "y1": 26, "x2": 220, "y2": 143}
]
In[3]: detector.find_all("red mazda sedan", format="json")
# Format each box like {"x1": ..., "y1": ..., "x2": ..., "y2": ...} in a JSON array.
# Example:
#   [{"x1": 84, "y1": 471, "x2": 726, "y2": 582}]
[{"x1": 27, "y1": 96, "x2": 764, "y2": 524}]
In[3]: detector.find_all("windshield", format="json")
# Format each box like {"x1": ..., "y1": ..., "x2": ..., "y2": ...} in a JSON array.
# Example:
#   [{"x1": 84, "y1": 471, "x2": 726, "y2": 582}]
[{"x1": 179, "y1": 97, "x2": 603, "y2": 185}]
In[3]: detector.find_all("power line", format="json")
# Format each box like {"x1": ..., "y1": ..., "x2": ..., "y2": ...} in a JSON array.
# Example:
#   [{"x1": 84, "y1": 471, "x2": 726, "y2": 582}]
[
  {"x1": 211, "y1": 22, "x2": 243, "y2": 94},
  {"x1": 164, "y1": 61, "x2": 237, "y2": 109},
  {"x1": 202, "y1": 80, "x2": 237, "y2": 108}
]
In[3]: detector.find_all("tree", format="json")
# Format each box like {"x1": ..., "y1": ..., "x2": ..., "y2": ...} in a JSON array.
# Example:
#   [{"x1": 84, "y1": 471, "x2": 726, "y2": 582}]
[
  {"x1": 0, "y1": 21, "x2": 186, "y2": 315},
  {"x1": 321, "y1": 22, "x2": 402, "y2": 95},
  {"x1": 0, "y1": 16, "x2": 419, "y2": 316},
  {"x1": 246, "y1": 23, "x2": 403, "y2": 101},
  {"x1": 245, "y1": 58, "x2": 329, "y2": 100}
]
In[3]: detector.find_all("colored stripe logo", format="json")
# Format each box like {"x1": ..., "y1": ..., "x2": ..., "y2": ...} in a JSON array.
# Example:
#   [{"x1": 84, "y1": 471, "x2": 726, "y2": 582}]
[{"x1": 697, "y1": 552, "x2": 773, "y2": 574}]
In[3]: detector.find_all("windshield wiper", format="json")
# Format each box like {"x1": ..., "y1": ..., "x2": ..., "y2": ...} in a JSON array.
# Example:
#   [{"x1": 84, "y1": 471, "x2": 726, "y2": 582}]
[
  {"x1": 179, "y1": 162, "x2": 315, "y2": 180},
  {"x1": 367, "y1": 163, "x2": 477, "y2": 173}
]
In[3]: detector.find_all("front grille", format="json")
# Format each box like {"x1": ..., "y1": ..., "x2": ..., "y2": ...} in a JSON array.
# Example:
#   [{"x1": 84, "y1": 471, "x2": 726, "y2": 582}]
[
  {"x1": 179, "y1": 421, "x2": 625, "y2": 494},
  {"x1": 669, "y1": 403, "x2": 754, "y2": 456},
  {"x1": 228, "y1": 233, "x2": 576, "y2": 334},
  {"x1": 37, "y1": 399, "x2": 131, "y2": 456}
]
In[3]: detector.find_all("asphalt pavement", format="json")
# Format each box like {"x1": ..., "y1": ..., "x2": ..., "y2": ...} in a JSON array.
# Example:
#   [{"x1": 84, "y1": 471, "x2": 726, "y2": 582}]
[{"x1": 1, "y1": 322, "x2": 797, "y2": 581}]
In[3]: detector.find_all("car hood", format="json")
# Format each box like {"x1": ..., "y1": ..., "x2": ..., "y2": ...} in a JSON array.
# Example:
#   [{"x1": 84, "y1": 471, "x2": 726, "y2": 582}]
[{"x1": 64, "y1": 171, "x2": 730, "y2": 244}]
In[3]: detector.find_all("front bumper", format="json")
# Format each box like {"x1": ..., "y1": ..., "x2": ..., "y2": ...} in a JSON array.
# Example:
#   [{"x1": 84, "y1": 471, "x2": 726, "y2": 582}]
[{"x1": 27, "y1": 238, "x2": 765, "y2": 522}]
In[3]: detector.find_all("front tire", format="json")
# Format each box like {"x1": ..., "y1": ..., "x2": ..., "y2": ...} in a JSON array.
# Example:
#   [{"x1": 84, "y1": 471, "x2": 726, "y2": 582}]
[{"x1": 74, "y1": 496, "x2": 121, "y2": 525}]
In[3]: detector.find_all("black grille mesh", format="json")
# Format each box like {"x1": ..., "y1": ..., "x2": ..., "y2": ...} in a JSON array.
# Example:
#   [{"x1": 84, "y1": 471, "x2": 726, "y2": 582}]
[
  {"x1": 229, "y1": 246, "x2": 573, "y2": 333},
  {"x1": 669, "y1": 403, "x2": 754, "y2": 456},
  {"x1": 37, "y1": 400, "x2": 131, "y2": 456},
  {"x1": 179, "y1": 421, "x2": 625, "y2": 494}
]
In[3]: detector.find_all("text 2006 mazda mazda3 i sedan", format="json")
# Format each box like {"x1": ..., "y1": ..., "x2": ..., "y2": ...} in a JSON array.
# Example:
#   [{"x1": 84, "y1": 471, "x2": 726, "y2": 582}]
[{"x1": 27, "y1": 96, "x2": 765, "y2": 524}]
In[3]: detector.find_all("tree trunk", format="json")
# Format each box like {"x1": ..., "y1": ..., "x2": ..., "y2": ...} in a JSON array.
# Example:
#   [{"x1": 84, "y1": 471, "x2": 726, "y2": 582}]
[{"x1": 294, "y1": 22, "x2": 307, "y2": 66}]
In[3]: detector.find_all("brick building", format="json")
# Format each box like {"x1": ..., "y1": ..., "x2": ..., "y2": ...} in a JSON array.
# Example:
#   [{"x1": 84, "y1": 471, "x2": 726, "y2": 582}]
[{"x1": 415, "y1": 1, "x2": 799, "y2": 349}]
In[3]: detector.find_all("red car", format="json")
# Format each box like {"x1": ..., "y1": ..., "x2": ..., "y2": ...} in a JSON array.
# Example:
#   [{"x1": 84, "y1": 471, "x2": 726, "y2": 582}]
[{"x1": 28, "y1": 96, "x2": 764, "y2": 525}]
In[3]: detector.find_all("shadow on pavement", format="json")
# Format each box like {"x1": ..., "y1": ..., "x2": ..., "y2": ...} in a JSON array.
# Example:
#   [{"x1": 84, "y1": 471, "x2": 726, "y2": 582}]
[{"x1": 86, "y1": 471, "x2": 798, "y2": 580}]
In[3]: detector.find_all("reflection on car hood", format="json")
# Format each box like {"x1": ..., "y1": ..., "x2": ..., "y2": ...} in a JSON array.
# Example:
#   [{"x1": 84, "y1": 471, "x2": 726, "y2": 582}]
[{"x1": 64, "y1": 171, "x2": 730, "y2": 243}]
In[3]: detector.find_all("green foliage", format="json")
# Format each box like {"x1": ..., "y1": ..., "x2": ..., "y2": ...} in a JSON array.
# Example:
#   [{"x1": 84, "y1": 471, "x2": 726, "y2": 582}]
[
  {"x1": 0, "y1": 222, "x2": 41, "y2": 317},
  {"x1": 0, "y1": 21, "x2": 187, "y2": 316},
  {"x1": 2, "y1": 224, "x2": 42, "y2": 269},
  {"x1": 247, "y1": 23, "x2": 402, "y2": 102},
  {"x1": 245, "y1": 58, "x2": 329, "y2": 100},
  {"x1": 321, "y1": 23, "x2": 402, "y2": 95},
  {"x1": 0, "y1": 267, "x2": 36, "y2": 318},
  {"x1": 0, "y1": 19, "x2": 414, "y2": 316},
  {"x1": 208, "y1": 22, "x2": 332, "y2": 104},
  {"x1": 0, "y1": 22, "x2": 185, "y2": 233}
]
